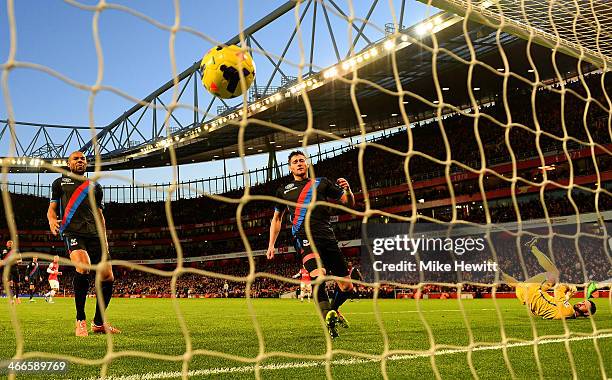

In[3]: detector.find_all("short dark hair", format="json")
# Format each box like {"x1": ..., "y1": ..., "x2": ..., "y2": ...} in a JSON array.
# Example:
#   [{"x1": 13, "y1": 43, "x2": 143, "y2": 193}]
[
  {"x1": 589, "y1": 300, "x2": 597, "y2": 315},
  {"x1": 288, "y1": 150, "x2": 306, "y2": 163}
]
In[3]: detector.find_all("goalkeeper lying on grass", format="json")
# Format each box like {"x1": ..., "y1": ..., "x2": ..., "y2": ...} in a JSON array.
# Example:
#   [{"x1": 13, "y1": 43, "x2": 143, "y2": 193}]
[{"x1": 502, "y1": 239, "x2": 597, "y2": 320}]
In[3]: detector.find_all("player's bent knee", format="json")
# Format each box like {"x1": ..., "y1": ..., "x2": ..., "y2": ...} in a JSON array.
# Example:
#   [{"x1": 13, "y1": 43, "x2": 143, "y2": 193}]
[
  {"x1": 70, "y1": 249, "x2": 91, "y2": 274},
  {"x1": 98, "y1": 263, "x2": 114, "y2": 281}
]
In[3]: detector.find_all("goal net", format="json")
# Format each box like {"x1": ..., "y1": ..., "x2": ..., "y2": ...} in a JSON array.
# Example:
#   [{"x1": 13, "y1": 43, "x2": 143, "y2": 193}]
[{"x1": 0, "y1": 0, "x2": 611, "y2": 379}]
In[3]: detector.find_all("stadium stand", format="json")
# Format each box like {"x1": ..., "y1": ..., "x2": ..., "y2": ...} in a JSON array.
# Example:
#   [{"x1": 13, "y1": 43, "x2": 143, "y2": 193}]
[{"x1": 1, "y1": 73, "x2": 610, "y2": 298}]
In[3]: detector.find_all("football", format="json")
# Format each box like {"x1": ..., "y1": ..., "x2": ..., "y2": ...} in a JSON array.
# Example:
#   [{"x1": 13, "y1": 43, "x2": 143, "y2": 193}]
[{"x1": 200, "y1": 45, "x2": 256, "y2": 99}]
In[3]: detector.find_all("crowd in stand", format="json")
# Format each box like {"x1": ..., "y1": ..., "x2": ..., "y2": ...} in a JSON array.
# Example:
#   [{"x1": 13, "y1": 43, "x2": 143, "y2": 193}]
[
  {"x1": 3, "y1": 73, "x2": 610, "y2": 233},
  {"x1": 3, "y1": 228, "x2": 610, "y2": 299},
  {"x1": 1, "y1": 73, "x2": 611, "y2": 299}
]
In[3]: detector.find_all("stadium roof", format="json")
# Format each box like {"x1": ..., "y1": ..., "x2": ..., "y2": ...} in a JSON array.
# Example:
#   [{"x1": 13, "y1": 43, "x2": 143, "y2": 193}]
[{"x1": 107, "y1": 13, "x2": 590, "y2": 170}]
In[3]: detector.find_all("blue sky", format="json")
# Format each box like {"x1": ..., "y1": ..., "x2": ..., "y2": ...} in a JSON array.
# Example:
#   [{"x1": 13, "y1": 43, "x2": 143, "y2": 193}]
[{"x1": 0, "y1": 0, "x2": 434, "y2": 190}]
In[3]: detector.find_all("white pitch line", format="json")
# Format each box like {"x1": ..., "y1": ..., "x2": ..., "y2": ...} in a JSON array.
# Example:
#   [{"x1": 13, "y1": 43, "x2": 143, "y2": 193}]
[
  {"x1": 349, "y1": 308, "x2": 498, "y2": 314},
  {"x1": 77, "y1": 333, "x2": 612, "y2": 380}
]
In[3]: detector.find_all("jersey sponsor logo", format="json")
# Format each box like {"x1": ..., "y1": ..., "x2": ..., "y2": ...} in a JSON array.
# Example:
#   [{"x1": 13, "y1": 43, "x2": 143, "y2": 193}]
[
  {"x1": 61, "y1": 177, "x2": 73, "y2": 184},
  {"x1": 283, "y1": 184, "x2": 298, "y2": 194}
]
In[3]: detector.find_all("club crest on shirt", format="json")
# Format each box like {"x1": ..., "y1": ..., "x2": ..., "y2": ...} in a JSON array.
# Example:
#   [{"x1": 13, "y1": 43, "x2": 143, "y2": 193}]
[
  {"x1": 70, "y1": 238, "x2": 78, "y2": 247},
  {"x1": 62, "y1": 178, "x2": 73, "y2": 184}
]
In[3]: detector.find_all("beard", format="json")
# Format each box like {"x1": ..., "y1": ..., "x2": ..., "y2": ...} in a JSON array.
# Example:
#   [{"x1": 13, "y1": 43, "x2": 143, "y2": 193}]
[{"x1": 72, "y1": 166, "x2": 86, "y2": 175}]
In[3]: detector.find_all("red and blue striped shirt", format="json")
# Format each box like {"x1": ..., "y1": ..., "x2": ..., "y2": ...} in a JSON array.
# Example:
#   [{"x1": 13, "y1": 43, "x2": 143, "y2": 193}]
[
  {"x1": 274, "y1": 177, "x2": 344, "y2": 240},
  {"x1": 51, "y1": 175, "x2": 103, "y2": 236}
]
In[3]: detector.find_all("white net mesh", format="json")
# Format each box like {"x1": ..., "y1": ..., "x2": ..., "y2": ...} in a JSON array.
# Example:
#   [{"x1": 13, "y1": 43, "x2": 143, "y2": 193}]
[{"x1": 1, "y1": 0, "x2": 611, "y2": 379}]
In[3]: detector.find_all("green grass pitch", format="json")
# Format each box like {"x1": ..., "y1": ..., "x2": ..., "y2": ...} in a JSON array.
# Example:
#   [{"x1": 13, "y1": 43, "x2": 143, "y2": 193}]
[{"x1": 0, "y1": 297, "x2": 610, "y2": 379}]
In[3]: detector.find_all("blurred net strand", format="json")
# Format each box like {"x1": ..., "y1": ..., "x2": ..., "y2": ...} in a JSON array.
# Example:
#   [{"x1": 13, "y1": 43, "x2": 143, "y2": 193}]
[
  {"x1": 0, "y1": 0, "x2": 611, "y2": 379},
  {"x1": 3, "y1": 4, "x2": 612, "y2": 157},
  {"x1": 4, "y1": 1, "x2": 612, "y2": 156}
]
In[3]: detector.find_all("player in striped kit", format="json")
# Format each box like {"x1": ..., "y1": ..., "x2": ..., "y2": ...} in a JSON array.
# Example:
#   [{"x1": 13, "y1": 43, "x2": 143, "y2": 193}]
[
  {"x1": 47, "y1": 151, "x2": 119, "y2": 336},
  {"x1": 25, "y1": 256, "x2": 43, "y2": 302},
  {"x1": 1, "y1": 240, "x2": 22, "y2": 305},
  {"x1": 268, "y1": 151, "x2": 355, "y2": 339},
  {"x1": 44, "y1": 255, "x2": 62, "y2": 304}
]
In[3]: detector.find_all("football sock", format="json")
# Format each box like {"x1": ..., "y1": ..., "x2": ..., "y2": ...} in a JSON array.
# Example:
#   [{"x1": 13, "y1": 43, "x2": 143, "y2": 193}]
[
  {"x1": 331, "y1": 286, "x2": 350, "y2": 311},
  {"x1": 313, "y1": 278, "x2": 331, "y2": 317},
  {"x1": 93, "y1": 281, "x2": 114, "y2": 326},
  {"x1": 10, "y1": 282, "x2": 18, "y2": 299},
  {"x1": 73, "y1": 273, "x2": 89, "y2": 321}
]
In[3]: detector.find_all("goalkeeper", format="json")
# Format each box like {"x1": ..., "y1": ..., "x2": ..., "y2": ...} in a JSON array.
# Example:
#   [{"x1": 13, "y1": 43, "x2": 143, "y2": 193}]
[{"x1": 502, "y1": 239, "x2": 597, "y2": 320}]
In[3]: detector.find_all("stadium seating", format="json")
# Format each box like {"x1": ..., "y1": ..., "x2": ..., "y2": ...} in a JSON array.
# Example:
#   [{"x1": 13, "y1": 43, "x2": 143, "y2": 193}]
[{"x1": 1, "y1": 73, "x2": 610, "y2": 298}]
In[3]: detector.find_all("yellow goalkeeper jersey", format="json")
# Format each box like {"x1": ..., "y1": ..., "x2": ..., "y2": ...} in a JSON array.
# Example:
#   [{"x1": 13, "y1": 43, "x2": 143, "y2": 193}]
[{"x1": 525, "y1": 283, "x2": 576, "y2": 320}]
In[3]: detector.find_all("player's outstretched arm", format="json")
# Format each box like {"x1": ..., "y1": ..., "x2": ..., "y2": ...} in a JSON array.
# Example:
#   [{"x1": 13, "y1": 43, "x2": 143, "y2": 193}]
[
  {"x1": 336, "y1": 178, "x2": 355, "y2": 208},
  {"x1": 267, "y1": 209, "x2": 285, "y2": 259}
]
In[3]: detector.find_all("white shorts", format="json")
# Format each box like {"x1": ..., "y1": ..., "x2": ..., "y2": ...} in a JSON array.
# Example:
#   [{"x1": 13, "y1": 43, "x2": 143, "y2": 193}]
[
  {"x1": 301, "y1": 283, "x2": 312, "y2": 293},
  {"x1": 49, "y1": 280, "x2": 59, "y2": 289}
]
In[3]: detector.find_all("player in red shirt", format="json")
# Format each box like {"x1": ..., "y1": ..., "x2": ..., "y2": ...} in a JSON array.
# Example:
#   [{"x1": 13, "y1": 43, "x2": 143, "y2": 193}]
[
  {"x1": 293, "y1": 267, "x2": 312, "y2": 302},
  {"x1": 44, "y1": 255, "x2": 62, "y2": 303}
]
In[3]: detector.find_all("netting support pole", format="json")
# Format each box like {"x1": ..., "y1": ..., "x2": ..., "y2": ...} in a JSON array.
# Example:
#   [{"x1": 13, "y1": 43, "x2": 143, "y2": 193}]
[
  {"x1": 308, "y1": 0, "x2": 317, "y2": 75},
  {"x1": 399, "y1": 0, "x2": 406, "y2": 31},
  {"x1": 193, "y1": 70, "x2": 199, "y2": 127},
  {"x1": 222, "y1": 147, "x2": 228, "y2": 193},
  {"x1": 266, "y1": 139, "x2": 280, "y2": 181},
  {"x1": 177, "y1": 164, "x2": 181, "y2": 200},
  {"x1": 131, "y1": 170, "x2": 135, "y2": 203},
  {"x1": 246, "y1": 36, "x2": 260, "y2": 101}
]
